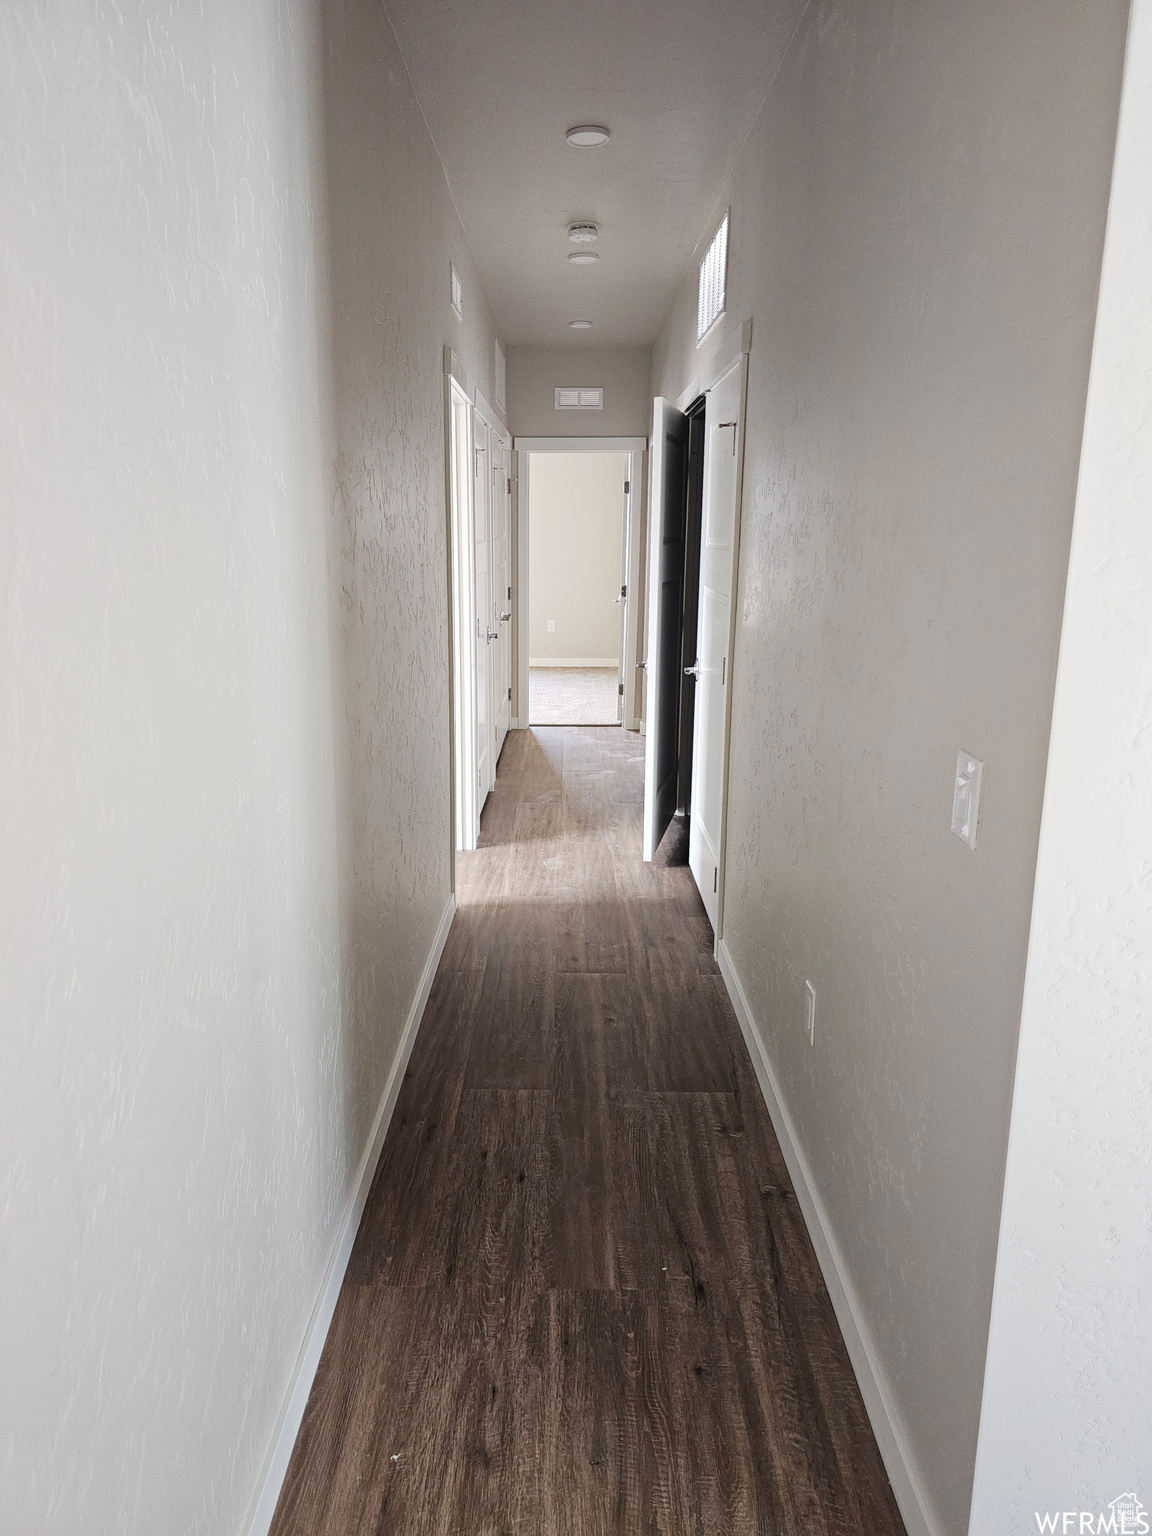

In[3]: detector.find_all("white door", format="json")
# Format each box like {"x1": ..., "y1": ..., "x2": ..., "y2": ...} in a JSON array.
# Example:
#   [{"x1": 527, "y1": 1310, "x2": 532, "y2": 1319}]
[
  {"x1": 643, "y1": 397, "x2": 690, "y2": 861},
  {"x1": 688, "y1": 357, "x2": 745, "y2": 927},
  {"x1": 473, "y1": 418, "x2": 493, "y2": 822},
  {"x1": 615, "y1": 475, "x2": 630, "y2": 724},
  {"x1": 491, "y1": 439, "x2": 512, "y2": 757}
]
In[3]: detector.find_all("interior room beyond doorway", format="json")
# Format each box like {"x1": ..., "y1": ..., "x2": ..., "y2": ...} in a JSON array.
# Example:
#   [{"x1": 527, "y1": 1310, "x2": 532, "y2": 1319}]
[{"x1": 527, "y1": 450, "x2": 628, "y2": 726}]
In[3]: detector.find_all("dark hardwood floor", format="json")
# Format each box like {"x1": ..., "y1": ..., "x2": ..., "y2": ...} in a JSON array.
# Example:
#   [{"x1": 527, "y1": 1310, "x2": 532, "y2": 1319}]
[{"x1": 270, "y1": 726, "x2": 906, "y2": 1536}]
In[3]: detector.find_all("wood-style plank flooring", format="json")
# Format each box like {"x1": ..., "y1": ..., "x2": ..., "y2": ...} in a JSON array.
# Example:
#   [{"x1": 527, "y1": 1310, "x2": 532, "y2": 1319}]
[{"x1": 270, "y1": 727, "x2": 906, "y2": 1536}]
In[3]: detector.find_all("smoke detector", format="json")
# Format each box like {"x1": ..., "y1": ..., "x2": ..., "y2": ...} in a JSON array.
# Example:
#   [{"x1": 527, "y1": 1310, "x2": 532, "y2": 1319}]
[
  {"x1": 566, "y1": 125, "x2": 610, "y2": 147},
  {"x1": 569, "y1": 320, "x2": 593, "y2": 329},
  {"x1": 568, "y1": 223, "x2": 599, "y2": 244},
  {"x1": 568, "y1": 251, "x2": 599, "y2": 266}
]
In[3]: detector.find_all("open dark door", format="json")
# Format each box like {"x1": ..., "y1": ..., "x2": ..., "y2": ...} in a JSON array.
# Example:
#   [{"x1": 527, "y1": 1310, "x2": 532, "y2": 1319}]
[{"x1": 643, "y1": 396, "x2": 689, "y2": 860}]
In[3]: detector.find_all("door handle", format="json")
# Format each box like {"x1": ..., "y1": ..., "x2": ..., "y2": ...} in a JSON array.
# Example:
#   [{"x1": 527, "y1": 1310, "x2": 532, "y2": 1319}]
[
  {"x1": 486, "y1": 628, "x2": 497, "y2": 643},
  {"x1": 499, "y1": 611, "x2": 511, "y2": 622},
  {"x1": 684, "y1": 661, "x2": 700, "y2": 678}
]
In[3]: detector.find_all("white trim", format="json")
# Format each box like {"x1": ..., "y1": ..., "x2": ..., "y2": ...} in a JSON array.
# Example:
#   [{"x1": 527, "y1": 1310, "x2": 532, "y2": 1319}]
[
  {"x1": 516, "y1": 439, "x2": 646, "y2": 737},
  {"x1": 621, "y1": 457, "x2": 644, "y2": 732},
  {"x1": 244, "y1": 895, "x2": 458, "y2": 1536},
  {"x1": 513, "y1": 435, "x2": 647, "y2": 453},
  {"x1": 446, "y1": 373, "x2": 479, "y2": 851},
  {"x1": 515, "y1": 451, "x2": 529, "y2": 738},
  {"x1": 675, "y1": 318, "x2": 753, "y2": 413},
  {"x1": 529, "y1": 656, "x2": 619, "y2": 668},
  {"x1": 715, "y1": 938, "x2": 944, "y2": 1536}
]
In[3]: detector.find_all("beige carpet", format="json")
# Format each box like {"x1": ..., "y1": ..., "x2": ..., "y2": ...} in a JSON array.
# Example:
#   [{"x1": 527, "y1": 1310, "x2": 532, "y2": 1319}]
[{"x1": 529, "y1": 666, "x2": 619, "y2": 725}]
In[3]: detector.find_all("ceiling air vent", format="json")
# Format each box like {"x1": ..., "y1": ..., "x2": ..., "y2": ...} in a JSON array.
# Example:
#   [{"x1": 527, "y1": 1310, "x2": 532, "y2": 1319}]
[{"x1": 554, "y1": 387, "x2": 604, "y2": 410}]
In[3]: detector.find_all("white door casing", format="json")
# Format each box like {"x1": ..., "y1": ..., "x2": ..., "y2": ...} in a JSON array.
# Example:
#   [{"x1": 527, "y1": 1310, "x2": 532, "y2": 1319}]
[
  {"x1": 621, "y1": 462, "x2": 643, "y2": 730},
  {"x1": 447, "y1": 373, "x2": 479, "y2": 852},
  {"x1": 615, "y1": 477, "x2": 631, "y2": 724},
  {"x1": 473, "y1": 414, "x2": 492, "y2": 820},
  {"x1": 491, "y1": 432, "x2": 512, "y2": 759},
  {"x1": 688, "y1": 356, "x2": 745, "y2": 927},
  {"x1": 512, "y1": 436, "x2": 647, "y2": 739},
  {"x1": 642, "y1": 398, "x2": 690, "y2": 862}
]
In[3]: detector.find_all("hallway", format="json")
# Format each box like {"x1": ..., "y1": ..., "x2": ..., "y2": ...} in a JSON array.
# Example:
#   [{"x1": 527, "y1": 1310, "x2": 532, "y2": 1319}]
[{"x1": 270, "y1": 728, "x2": 904, "y2": 1535}]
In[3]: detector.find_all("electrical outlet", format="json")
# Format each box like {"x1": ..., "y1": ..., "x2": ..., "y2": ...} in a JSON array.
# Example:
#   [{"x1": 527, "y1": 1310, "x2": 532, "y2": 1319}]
[
  {"x1": 547, "y1": 619, "x2": 555, "y2": 632},
  {"x1": 804, "y1": 981, "x2": 816, "y2": 1046}
]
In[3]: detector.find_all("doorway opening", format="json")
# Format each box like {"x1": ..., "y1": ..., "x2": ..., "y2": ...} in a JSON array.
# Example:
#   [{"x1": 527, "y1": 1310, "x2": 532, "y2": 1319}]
[
  {"x1": 642, "y1": 342, "x2": 749, "y2": 940},
  {"x1": 514, "y1": 436, "x2": 647, "y2": 731}
]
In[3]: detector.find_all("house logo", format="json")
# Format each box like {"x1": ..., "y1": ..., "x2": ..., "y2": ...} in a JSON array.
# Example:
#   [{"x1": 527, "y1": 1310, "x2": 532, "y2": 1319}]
[{"x1": 1035, "y1": 1493, "x2": 1148, "y2": 1534}]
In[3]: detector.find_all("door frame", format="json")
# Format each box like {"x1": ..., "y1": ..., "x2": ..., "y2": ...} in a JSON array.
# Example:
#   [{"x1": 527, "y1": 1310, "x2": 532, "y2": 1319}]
[
  {"x1": 512, "y1": 436, "x2": 648, "y2": 732},
  {"x1": 445, "y1": 359, "x2": 479, "y2": 855},
  {"x1": 488, "y1": 414, "x2": 513, "y2": 761},
  {"x1": 674, "y1": 319, "x2": 752, "y2": 947}
]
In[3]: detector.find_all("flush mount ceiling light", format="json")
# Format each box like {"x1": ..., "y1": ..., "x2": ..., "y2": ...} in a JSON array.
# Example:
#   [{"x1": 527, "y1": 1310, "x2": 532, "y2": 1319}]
[
  {"x1": 567, "y1": 251, "x2": 599, "y2": 266},
  {"x1": 568, "y1": 222, "x2": 599, "y2": 243},
  {"x1": 569, "y1": 320, "x2": 593, "y2": 329},
  {"x1": 566, "y1": 125, "x2": 610, "y2": 147}
]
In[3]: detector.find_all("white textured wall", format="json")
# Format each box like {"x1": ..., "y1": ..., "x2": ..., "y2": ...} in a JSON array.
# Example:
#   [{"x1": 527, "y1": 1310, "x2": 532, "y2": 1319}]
[
  {"x1": 0, "y1": 1, "x2": 501, "y2": 1532},
  {"x1": 650, "y1": 1, "x2": 1127, "y2": 1532},
  {"x1": 528, "y1": 452, "x2": 626, "y2": 661},
  {"x1": 968, "y1": 3, "x2": 1152, "y2": 1526},
  {"x1": 321, "y1": 0, "x2": 503, "y2": 1097}
]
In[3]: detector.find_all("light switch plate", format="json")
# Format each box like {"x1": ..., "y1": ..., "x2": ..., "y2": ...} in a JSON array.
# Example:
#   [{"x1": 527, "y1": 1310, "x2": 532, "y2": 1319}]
[
  {"x1": 547, "y1": 619, "x2": 555, "y2": 632},
  {"x1": 951, "y1": 750, "x2": 984, "y2": 849}
]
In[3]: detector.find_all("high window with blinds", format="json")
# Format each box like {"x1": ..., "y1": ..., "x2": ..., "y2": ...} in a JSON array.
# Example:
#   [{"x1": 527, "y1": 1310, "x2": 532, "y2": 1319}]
[{"x1": 696, "y1": 213, "x2": 729, "y2": 342}]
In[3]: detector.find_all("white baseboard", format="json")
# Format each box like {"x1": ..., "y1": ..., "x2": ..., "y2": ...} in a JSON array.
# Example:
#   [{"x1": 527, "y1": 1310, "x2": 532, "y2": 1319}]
[
  {"x1": 528, "y1": 657, "x2": 619, "y2": 668},
  {"x1": 715, "y1": 939, "x2": 944, "y2": 1536},
  {"x1": 243, "y1": 894, "x2": 457, "y2": 1536}
]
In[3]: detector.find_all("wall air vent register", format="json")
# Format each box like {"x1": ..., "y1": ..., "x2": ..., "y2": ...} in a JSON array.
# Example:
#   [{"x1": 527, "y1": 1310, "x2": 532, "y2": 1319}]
[
  {"x1": 697, "y1": 212, "x2": 729, "y2": 342},
  {"x1": 554, "y1": 387, "x2": 604, "y2": 410}
]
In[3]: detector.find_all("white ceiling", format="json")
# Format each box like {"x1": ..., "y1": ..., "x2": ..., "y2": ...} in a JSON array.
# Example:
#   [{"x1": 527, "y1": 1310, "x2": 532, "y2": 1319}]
[{"x1": 383, "y1": 0, "x2": 806, "y2": 346}]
